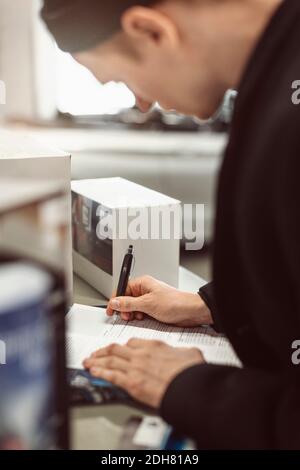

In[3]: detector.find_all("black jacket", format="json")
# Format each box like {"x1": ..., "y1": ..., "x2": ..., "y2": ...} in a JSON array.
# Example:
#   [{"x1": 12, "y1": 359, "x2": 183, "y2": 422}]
[{"x1": 160, "y1": 0, "x2": 300, "y2": 449}]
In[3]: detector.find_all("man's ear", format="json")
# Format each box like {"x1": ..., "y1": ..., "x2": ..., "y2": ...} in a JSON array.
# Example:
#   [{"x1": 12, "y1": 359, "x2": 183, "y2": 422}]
[{"x1": 121, "y1": 6, "x2": 179, "y2": 47}]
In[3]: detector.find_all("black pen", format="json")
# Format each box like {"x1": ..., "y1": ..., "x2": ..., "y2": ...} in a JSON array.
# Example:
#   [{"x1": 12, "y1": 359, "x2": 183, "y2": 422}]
[{"x1": 114, "y1": 245, "x2": 134, "y2": 316}]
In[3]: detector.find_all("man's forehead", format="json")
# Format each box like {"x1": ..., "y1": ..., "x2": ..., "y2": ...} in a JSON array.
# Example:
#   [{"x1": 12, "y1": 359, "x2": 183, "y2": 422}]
[{"x1": 41, "y1": 0, "x2": 154, "y2": 53}]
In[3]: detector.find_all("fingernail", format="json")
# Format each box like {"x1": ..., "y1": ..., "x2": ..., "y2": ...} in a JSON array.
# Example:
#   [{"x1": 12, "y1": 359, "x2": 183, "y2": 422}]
[{"x1": 111, "y1": 299, "x2": 120, "y2": 309}]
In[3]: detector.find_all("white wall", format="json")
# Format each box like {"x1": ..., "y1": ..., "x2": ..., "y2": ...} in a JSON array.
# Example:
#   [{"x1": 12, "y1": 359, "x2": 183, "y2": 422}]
[{"x1": 0, "y1": 0, "x2": 56, "y2": 120}]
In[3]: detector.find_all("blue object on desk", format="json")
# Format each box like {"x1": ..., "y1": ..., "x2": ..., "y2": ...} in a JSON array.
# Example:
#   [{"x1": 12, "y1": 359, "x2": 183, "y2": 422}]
[
  {"x1": 163, "y1": 431, "x2": 192, "y2": 450},
  {"x1": 68, "y1": 368, "x2": 130, "y2": 405}
]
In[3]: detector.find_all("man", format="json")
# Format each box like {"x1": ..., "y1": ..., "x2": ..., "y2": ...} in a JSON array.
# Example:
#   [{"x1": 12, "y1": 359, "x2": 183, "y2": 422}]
[{"x1": 42, "y1": 0, "x2": 300, "y2": 449}]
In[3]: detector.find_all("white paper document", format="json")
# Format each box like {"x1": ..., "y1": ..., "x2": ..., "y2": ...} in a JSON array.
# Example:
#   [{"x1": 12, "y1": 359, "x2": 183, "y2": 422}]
[{"x1": 66, "y1": 303, "x2": 242, "y2": 369}]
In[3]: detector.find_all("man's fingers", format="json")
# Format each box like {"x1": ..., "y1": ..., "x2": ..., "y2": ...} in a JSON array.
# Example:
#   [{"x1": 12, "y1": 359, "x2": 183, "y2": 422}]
[
  {"x1": 106, "y1": 309, "x2": 145, "y2": 322},
  {"x1": 135, "y1": 312, "x2": 145, "y2": 321},
  {"x1": 121, "y1": 312, "x2": 131, "y2": 321},
  {"x1": 84, "y1": 355, "x2": 129, "y2": 373},
  {"x1": 121, "y1": 312, "x2": 144, "y2": 321},
  {"x1": 90, "y1": 368, "x2": 129, "y2": 390},
  {"x1": 89, "y1": 365, "x2": 158, "y2": 408},
  {"x1": 106, "y1": 275, "x2": 157, "y2": 318},
  {"x1": 106, "y1": 307, "x2": 134, "y2": 321},
  {"x1": 106, "y1": 286, "x2": 133, "y2": 316},
  {"x1": 106, "y1": 306, "x2": 114, "y2": 316},
  {"x1": 108, "y1": 295, "x2": 148, "y2": 313},
  {"x1": 104, "y1": 367, "x2": 162, "y2": 409},
  {"x1": 89, "y1": 343, "x2": 132, "y2": 360},
  {"x1": 127, "y1": 338, "x2": 165, "y2": 349}
]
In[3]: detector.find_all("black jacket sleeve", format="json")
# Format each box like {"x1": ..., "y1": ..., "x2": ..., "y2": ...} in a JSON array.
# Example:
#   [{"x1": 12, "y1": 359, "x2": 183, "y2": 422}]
[
  {"x1": 160, "y1": 363, "x2": 299, "y2": 449},
  {"x1": 198, "y1": 282, "x2": 223, "y2": 332}
]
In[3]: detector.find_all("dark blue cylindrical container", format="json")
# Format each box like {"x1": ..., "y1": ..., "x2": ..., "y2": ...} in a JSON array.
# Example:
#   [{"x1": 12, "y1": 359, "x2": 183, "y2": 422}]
[{"x1": 0, "y1": 262, "x2": 55, "y2": 450}]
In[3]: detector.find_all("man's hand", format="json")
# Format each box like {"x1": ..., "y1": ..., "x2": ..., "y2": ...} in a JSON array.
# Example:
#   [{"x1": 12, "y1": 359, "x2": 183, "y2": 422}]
[
  {"x1": 83, "y1": 339, "x2": 205, "y2": 408},
  {"x1": 107, "y1": 275, "x2": 212, "y2": 326}
]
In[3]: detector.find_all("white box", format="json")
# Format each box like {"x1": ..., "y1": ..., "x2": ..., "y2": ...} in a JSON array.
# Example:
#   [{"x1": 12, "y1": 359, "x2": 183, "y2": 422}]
[
  {"x1": 0, "y1": 130, "x2": 71, "y2": 182},
  {"x1": 0, "y1": 178, "x2": 71, "y2": 298},
  {"x1": 0, "y1": 129, "x2": 72, "y2": 298},
  {"x1": 72, "y1": 177, "x2": 181, "y2": 298}
]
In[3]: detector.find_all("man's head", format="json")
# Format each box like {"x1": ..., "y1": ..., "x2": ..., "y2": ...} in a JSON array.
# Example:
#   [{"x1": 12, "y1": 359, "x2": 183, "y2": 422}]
[{"x1": 42, "y1": 0, "x2": 281, "y2": 118}]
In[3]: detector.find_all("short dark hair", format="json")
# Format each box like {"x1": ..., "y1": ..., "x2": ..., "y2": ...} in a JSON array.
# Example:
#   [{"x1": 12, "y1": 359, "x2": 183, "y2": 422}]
[{"x1": 41, "y1": 0, "x2": 155, "y2": 53}]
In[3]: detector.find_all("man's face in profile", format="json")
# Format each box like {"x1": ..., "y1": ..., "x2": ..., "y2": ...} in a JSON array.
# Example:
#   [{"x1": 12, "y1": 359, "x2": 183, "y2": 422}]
[{"x1": 44, "y1": 0, "x2": 279, "y2": 120}]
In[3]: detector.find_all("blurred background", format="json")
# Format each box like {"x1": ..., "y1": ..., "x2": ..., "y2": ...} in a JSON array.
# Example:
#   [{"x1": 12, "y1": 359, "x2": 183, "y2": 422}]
[{"x1": 0, "y1": 0, "x2": 235, "y2": 281}]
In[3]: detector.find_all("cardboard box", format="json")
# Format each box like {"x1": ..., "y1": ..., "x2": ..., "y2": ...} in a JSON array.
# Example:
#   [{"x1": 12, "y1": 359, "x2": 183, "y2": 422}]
[
  {"x1": 0, "y1": 129, "x2": 72, "y2": 298},
  {"x1": 72, "y1": 177, "x2": 181, "y2": 298}
]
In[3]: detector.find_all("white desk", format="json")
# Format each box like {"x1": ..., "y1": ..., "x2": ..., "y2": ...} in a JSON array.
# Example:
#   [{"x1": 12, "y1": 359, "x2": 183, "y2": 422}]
[{"x1": 71, "y1": 267, "x2": 206, "y2": 450}]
